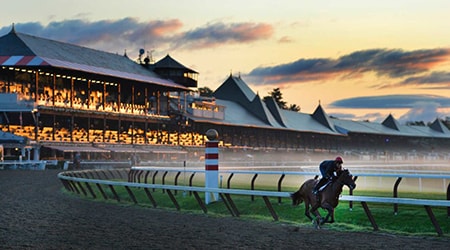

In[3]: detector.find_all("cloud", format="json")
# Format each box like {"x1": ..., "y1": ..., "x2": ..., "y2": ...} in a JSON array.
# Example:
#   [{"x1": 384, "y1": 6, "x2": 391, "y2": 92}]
[
  {"x1": 329, "y1": 95, "x2": 450, "y2": 123},
  {"x1": 1, "y1": 18, "x2": 183, "y2": 57},
  {"x1": 398, "y1": 71, "x2": 450, "y2": 89},
  {"x1": 278, "y1": 36, "x2": 293, "y2": 43},
  {"x1": 330, "y1": 94, "x2": 450, "y2": 109},
  {"x1": 246, "y1": 48, "x2": 450, "y2": 86},
  {"x1": 398, "y1": 102, "x2": 442, "y2": 124},
  {"x1": 1, "y1": 18, "x2": 273, "y2": 58},
  {"x1": 172, "y1": 22, "x2": 273, "y2": 49}
]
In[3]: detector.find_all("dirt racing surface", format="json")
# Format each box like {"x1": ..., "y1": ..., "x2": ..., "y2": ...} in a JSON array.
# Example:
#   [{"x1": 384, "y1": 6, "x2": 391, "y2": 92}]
[{"x1": 1, "y1": 169, "x2": 449, "y2": 249}]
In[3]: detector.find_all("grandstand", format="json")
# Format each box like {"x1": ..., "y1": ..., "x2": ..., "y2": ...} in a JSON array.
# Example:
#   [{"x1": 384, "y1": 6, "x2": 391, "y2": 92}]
[
  {"x1": 0, "y1": 26, "x2": 202, "y2": 162},
  {"x1": 1, "y1": 26, "x2": 450, "y2": 164}
]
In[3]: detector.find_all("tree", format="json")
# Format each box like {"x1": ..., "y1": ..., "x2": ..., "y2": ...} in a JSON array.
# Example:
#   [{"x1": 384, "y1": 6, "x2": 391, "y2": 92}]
[
  {"x1": 288, "y1": 104, "x2": 301, "y2": 112},
  {"x1": 263, "y1": 88, "x2": 287, "y2": 109},
  {"x1": 406, "y1": 121, "x2": 425, "y2": 126},
  {"x1": 263, "y1": 87, "x2": 300, "y2": 112},
  {"x1": 198, "y1": 87, "x2": 213, "y2": 97}
]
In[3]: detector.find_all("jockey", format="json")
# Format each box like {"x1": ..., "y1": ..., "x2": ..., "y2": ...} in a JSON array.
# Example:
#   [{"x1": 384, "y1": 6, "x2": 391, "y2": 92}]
[{"x1": 312, "y1": 156, "x2": 343, "y2": 195}]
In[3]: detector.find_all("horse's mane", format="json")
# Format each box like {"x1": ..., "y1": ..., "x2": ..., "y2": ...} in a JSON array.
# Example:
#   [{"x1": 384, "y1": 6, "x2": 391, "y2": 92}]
[
  {"x1": 333, "y1": 168, "x2": 351, "y2": 196},
  {"x1": 336, "y1": 168, "x2": 350, "y2": 178}
]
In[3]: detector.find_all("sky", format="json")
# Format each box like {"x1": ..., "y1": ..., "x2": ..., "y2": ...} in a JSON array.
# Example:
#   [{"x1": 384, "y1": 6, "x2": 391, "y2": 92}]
[{"x1": 2, "y1": 0, "x2": 450, "y2": 124}]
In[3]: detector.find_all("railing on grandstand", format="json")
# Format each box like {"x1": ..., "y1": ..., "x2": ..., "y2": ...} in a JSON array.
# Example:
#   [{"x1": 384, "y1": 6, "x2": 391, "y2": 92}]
[{"x1": 1, "y1": 124, "x2": 208, "y2": 146}]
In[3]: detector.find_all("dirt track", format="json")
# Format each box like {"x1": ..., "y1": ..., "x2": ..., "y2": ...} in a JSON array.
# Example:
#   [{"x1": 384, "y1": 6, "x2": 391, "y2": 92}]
[{"x1": 1, "y1": 169, "x2": 449, "y2": 249}]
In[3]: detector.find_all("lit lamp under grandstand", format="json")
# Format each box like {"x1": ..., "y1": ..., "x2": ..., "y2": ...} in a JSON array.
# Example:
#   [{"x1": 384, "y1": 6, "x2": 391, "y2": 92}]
[{"x1": 205, "y1": 129, "x2": 219, "y2": 204}]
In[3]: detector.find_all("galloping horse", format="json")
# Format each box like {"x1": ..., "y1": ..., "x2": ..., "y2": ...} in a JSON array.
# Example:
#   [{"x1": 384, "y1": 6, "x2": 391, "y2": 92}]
[{"x1": 290, "y1": 169, "x2": 356, "y2": 228}]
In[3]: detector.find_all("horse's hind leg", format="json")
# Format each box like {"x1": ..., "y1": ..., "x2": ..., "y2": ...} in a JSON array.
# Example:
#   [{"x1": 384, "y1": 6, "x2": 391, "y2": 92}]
[{"x1": 304, "y1": 201, "x2": 313, "y2": 221}]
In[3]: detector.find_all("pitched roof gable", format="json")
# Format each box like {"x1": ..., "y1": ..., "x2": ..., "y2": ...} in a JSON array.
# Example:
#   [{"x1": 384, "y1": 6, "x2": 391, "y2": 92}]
[
  {"x1": 382, "y1": 114, "x2": 400, "y2": 131},
  {"x1": 311, "y1": 104, "x2": 335, "y2": 131},
  {"x1": 429, "y1": 118, "x2": 450, "y2": 133},
  {"x1": 264, "y1": 97, "x2": 286, "y2": 127},
  {"x1": 213, "y1": 75, "x2": 283, "y2": 127},
  {"x1": 248, "y1": 94, "x2": 270, "y2": 123},
  {"x1": 153, "y1": 54, "x2": 197, "y2": 73},
  {"x1": 0, "y1": 29, "x2": 35, "y2": 55},
  {"x1": 213, "y1": 74, "x2": 256, "y2": 104}
]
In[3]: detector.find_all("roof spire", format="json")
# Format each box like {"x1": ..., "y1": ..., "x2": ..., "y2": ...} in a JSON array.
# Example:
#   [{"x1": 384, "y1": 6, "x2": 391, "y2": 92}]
[{"x1": 10, "y1": 23, "x2": 16, "y2": 33}]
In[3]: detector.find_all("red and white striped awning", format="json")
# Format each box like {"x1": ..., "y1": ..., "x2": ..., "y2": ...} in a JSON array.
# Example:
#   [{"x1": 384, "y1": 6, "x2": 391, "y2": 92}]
[{"x1": 0, "y1": 56, "x2": 49, "y2": 66}]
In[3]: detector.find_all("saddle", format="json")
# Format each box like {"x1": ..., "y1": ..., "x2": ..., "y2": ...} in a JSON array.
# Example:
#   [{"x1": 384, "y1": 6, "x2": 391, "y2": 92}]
[{"x1": 318, "y1": 179, "x2": 333, "y2": 192}]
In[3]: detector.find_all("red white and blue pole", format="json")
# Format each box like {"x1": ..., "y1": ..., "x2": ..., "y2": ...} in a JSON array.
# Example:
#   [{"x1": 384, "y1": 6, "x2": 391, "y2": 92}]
[{"x1": 205, "y1": 129, "x2": 219, "y2": 204}]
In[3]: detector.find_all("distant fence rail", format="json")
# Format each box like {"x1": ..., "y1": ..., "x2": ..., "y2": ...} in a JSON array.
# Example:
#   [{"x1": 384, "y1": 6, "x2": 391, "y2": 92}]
[{"x1": 0, "y1": 160, "x2": 46, "y2": 170}]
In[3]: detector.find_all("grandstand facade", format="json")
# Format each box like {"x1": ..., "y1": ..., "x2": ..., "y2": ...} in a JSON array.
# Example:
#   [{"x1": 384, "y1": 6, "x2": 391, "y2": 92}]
[
  {"x1": 0, "y1": 27, "x2": 202, "y2": 161},
  {"x1": 1, "y1": 26, "x2": 450, "y2": 163}
]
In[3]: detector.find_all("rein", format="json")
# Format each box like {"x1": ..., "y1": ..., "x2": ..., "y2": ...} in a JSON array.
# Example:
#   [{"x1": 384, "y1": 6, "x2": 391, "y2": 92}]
[
  {"x1": 334, "y1": 170, "x2": 350, "y2": 187},
  {"x1": 330, "y1": 174, "x2": 347, "y2": 198}
]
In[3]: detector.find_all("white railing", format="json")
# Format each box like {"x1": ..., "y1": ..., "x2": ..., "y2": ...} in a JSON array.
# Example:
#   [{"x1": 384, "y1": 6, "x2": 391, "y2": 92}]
[
  {"x1": 58, "y1": 168, "x2": 450, "y2": 236},
  {"x1": 0, "y1": 160, "x2": 46, "y2": 170}
]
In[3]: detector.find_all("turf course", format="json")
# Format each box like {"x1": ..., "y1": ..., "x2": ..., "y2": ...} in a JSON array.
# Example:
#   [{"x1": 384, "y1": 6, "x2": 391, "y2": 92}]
[{"x1": 67, "y1": 185, "x2": 450, "y2": 238}]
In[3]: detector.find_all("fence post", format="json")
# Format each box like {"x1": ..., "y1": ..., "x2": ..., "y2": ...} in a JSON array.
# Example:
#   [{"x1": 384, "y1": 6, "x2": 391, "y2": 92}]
[{"x1": 205, "y1": 129, "x2": 219, "y2": 204}]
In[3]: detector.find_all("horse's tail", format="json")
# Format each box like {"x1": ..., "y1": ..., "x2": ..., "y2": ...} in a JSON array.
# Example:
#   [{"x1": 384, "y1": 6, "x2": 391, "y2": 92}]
[
  {"x1": 290, "y1": 192, "x2": 304, "y2": 206},
  {"x1": 290, "y1": 190, "x2": 304, "y2": 206}
]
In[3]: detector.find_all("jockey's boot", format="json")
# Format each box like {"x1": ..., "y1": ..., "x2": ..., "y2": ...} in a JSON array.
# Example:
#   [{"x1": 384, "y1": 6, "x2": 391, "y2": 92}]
[
  {"x1": 312, "y1": 185, "x2": 319, "y2": 195},
  {"x1": 314, "y1": 191, "x2": 320, "y2": 202},
  {"x1": 312, "y1": 178, "x2": 325, "y2": 195}
]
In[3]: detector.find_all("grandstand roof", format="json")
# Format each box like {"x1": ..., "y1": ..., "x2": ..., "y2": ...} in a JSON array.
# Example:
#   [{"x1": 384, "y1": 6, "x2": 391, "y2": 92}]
[
  {"x1": 332, "y1": 116, "x2": 450, "y2": 138},
  {"x1": 207, "y1": 75, "x2": 341, "y2": 135},
  {"x1": 280, "y1": 109, "x2": 341, "y2": 135},
  {"x1": 206, "y1": 74, "x2": 450, "y2": 139},
  {"x1": 0, "y1": 27, "x2": 189, "y2": 91},
  {"x1": 151, "y1": 54, "x2": 198, "y2": 73}
]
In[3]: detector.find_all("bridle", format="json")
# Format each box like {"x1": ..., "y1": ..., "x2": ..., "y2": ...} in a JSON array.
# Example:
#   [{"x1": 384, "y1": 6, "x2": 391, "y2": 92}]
[{"x1": 334, "y1": 169, "x2": 354, "y2": 188}]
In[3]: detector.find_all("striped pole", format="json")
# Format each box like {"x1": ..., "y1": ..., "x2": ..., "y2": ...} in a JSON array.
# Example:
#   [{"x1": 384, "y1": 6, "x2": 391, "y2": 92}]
[{"x1": 205, "y1": 129, "x2": 219, "y2": 204}]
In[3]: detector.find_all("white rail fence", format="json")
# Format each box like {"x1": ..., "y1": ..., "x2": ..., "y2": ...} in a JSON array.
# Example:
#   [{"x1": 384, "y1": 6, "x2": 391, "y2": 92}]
[{"x1": 58, "y1": 168, "x2": 450, "y2": 236}]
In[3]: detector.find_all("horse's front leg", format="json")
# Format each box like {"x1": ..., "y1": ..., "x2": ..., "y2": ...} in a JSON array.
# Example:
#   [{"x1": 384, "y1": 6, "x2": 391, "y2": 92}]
[
  {"x1": 329, "y1": 209, "x2": 335, "y2": 223},
  {"x1": 320, "y1": 204, "x2": 334, "y2": 225},
  {"x1": 309, "y1": 202, "x2": 322, "y2": 228}
]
